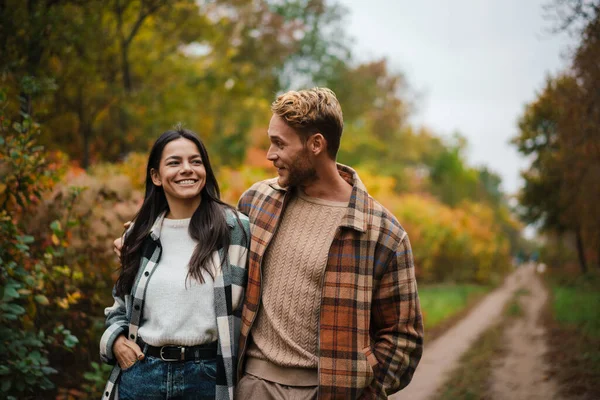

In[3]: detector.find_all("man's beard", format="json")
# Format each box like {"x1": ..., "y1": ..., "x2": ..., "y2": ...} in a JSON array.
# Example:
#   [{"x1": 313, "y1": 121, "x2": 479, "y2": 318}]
[{"x1": 285, "y1": 148, "x2": 317, "y2": 188}]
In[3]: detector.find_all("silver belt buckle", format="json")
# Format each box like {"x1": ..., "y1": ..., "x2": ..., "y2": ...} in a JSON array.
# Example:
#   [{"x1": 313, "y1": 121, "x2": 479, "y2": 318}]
[{"x1": 160, "y1": 345, "x2": 184, "y2": 361}]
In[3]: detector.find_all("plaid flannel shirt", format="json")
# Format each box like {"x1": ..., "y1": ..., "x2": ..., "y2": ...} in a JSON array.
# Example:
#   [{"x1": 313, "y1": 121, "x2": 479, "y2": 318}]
[
  {"x1": 99, "y1": 209, "x2": 250, "y2": 400},
  {"x1": 237, "y1": 164, "x2": 423, "y2": 399}
]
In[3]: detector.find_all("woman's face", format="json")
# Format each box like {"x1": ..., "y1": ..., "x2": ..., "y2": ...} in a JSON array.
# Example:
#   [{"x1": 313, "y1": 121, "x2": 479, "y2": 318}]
[{"x1": 151, "y1": 137, "x2": 207, "y2": 210}]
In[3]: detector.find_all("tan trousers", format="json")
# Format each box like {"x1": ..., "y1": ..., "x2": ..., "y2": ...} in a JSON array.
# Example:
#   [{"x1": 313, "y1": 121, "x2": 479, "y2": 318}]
[{"x1": 236, "y1": 374, "x2": 318, "y2": 400}]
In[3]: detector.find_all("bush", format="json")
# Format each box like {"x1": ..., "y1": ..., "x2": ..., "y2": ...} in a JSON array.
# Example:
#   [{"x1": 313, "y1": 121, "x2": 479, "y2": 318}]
[
  {"x1": 0, "y1": 91, "x2": 79, "y2": 399},
  {"x1": 387, "y1": 194, "x2": 511, "y2": 284}
]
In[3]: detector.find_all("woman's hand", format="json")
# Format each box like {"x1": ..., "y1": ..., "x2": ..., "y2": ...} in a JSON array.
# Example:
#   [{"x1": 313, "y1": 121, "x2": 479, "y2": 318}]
[{"x1": 113, "y1": 334, "x2": 144, "y2": 370}]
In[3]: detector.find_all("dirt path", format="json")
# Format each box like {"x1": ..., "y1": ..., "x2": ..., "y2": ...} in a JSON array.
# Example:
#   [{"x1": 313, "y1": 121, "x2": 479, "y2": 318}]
[
  {"x1": 490, "y1": 264, "x2": 558, "y2": 400},
  {"x1": 392, "y1": 265, "x2": 555, "y2": 400}
]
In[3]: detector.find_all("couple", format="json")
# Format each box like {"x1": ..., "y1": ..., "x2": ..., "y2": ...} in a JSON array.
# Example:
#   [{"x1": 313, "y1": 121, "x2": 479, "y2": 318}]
[{"x1": 99, "y1": 88, "x2": 423, "y2": 400}]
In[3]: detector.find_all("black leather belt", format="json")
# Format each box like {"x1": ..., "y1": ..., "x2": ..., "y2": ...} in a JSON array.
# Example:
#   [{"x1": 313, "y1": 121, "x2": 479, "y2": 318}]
[{"x1": 140, "y1": 340, "x2": 218, "y2": 362}]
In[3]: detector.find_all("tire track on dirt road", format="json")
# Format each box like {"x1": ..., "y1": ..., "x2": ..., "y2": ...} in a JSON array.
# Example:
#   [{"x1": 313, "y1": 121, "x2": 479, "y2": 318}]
[{"x1": 391, "y1": 267, "x2": 527, "y2": 400}]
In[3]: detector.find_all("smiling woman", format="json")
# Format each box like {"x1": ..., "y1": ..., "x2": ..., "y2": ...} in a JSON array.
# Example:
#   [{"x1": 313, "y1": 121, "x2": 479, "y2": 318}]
[
  {"x1": 150, "y1": 137, "x2": 207, "y2": 219},
  {"x1": 99, "y1": 126, "x2": 250, "y2": 400}
]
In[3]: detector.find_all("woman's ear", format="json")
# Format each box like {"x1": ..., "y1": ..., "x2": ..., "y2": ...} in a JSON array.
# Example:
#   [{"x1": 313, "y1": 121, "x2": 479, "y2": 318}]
[{"x1": 150, "y1": 168, "x2": 162, "y2": 186}]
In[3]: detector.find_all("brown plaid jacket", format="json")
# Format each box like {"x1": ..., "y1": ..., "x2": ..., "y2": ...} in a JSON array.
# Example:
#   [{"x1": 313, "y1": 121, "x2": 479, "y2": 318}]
[{"x1": 236, "y1": 164, "x2": 423, "y2": 399}]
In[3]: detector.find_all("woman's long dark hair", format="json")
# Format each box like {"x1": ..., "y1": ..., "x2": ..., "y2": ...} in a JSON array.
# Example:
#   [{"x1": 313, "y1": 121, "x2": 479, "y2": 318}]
[{"x1": 115, "y1": 126, "x2": 247, "y2": 296}]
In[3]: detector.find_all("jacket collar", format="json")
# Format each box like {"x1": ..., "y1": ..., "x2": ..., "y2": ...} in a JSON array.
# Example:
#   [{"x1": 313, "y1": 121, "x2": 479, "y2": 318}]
[
  {"x1": 149, "y1": 211, "x2": 167, "y2": 241},
  {"x1": 268, "y1": 163, "x2": 369, "y2": 233}
]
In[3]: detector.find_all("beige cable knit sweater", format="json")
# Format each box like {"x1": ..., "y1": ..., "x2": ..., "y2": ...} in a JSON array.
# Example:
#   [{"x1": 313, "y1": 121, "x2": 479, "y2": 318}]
[{"x1": 245, "y1": 191, "x2": 347, "y2": 383}]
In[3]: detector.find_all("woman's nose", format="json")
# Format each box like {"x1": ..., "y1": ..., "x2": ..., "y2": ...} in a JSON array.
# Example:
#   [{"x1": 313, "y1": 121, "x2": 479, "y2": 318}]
[{"x1": 181, "y1": 161, "x2": 192, "y2": 172}]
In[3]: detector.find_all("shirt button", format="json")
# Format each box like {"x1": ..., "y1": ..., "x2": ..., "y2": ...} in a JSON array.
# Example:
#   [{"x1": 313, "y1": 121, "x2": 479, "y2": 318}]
[{"x1": 144, "y1": 271, "x2": 149, "y2": 276}]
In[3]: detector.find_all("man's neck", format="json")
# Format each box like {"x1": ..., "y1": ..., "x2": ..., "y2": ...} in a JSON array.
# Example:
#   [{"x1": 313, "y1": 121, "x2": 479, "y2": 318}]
[{"x1": 301, "y1": 164, "x2": 352, "y2": 203}]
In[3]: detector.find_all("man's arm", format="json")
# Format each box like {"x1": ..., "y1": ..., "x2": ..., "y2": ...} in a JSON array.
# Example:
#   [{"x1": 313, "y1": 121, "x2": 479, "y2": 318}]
[
  {"x1": 364, "y1": 233, "x2": 424, "y2": 397},
  {"x1": 112, "y1": 221, "x2": 132, "y2": 258}
]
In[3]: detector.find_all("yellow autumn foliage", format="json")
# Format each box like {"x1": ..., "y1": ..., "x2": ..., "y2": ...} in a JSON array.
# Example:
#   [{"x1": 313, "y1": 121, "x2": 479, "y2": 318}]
[{"x1": 387, "y1": 194, "x2": 511, "y2": 283}]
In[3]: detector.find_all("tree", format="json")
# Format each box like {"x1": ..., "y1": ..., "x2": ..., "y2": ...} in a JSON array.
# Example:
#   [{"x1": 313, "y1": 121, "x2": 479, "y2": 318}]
[{"x1": 513, "y1": 74, "x2": 596, "y2": 273}]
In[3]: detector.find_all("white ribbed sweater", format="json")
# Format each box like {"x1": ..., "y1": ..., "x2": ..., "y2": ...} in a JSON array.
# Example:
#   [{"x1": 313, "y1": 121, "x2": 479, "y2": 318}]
[{"x1": 138, "y1": 217, "x2": 217, "y2": 346}]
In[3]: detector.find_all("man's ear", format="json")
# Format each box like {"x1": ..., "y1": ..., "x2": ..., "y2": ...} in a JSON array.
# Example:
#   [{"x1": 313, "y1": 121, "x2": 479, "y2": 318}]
[
  {"x1": 309, "y1": 133, "x2": 326, "y2": 156},
  {"x1": 150, "y1": 168, "x2": 162, "y2": 186}
]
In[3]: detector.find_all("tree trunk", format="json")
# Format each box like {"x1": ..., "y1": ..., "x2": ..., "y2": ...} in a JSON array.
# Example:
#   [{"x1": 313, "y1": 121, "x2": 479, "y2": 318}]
[
  {"x1": 575, "y1": 227, "x2": 588, "y2": 274},
  {"x1": 121, "y1": 42, "x2": 132, "y2": 93},
  {"x1": 20, "y1": 91, "x2": 31, "y2": 119},
  {"x1": 597, "y1": 235, "x2": 600, "y2": 270},
  {"x1": 76, "y1": 86, "x2": 91, "y2": 169},
  {"x1": 82, "y1": 125, "x2": 90, "y2": 169}
]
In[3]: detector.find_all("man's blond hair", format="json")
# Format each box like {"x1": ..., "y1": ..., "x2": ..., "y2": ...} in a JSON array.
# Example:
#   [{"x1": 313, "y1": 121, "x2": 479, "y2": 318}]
[{"x1": 271, "y1": 87, "x2": 344, "y2": 159}]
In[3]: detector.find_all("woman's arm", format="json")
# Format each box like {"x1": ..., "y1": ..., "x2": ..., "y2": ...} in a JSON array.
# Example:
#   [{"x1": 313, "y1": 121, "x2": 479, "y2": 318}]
[{"x1": 99, "y1": 287, "x2": 144, "y2": 368}]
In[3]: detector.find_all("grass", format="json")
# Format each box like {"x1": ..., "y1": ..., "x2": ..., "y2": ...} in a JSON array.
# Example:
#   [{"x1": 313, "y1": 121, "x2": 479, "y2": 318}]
[
  {"x1": 505, "y1": 288, "x2": 529, "y2": 318},
  {"x1": 544, "y1": 271, "x2": 600, "y2": 399},
  {"x1": 419, "y1": 284, "x2": 491, "y2": 339},
  {"x1": 552, "y1": 285, "x2": 600, "y2": 338}
]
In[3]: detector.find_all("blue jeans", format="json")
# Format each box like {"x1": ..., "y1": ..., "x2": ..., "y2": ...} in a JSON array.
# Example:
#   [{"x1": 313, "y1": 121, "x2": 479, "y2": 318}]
[{"x1": 118, "y1": 356, "x2": 217, "y2": 400}]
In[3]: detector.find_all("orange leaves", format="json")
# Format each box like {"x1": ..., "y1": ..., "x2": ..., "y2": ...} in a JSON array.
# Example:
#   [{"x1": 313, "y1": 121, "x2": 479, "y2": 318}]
[{"x1": 218, "y1": 165, "x2": 271, "y2": 205}]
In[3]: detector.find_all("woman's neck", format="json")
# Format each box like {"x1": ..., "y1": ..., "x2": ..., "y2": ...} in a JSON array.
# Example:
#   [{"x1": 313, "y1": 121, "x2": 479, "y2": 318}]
[{"x1": 166, "y1": 199, "x2": 201, "y2": 219}]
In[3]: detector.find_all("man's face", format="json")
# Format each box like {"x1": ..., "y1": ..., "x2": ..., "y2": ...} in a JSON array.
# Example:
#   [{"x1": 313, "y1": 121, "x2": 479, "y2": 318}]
[{"x1": 267, "y1": 114, "x2": 317, "y2": 188}]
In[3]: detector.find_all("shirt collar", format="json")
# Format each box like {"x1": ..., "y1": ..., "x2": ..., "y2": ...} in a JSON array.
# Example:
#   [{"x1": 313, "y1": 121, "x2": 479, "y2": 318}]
[{"x1": 149, "y1": 211, "x2": 167, "y2": 241}]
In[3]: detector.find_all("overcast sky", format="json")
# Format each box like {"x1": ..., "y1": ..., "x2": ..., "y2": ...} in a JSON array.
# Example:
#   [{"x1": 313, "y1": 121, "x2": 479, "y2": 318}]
[{"x1": 337, "y1": 0, "x2": 576, "y2": 194}]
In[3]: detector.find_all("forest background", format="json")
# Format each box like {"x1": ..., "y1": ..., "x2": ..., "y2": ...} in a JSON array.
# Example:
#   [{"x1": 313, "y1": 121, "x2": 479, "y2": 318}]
[{"x1": 1, "y1": 0, "x2": 598, "y2": 399}]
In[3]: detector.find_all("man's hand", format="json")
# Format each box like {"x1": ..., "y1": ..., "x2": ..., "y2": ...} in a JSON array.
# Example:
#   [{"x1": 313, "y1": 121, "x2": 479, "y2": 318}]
[
  {"x1": 113, "y1": 221, "x2": 131, "y2": 258},
  {"x1": 113, "y1": 334, "x2": 144, "y2": 370}
]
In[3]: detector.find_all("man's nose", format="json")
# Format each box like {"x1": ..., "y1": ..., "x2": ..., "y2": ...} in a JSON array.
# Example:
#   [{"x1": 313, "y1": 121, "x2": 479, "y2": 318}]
[{"x1": 267, "y1": 145, "x2": 277, "y2": 161}]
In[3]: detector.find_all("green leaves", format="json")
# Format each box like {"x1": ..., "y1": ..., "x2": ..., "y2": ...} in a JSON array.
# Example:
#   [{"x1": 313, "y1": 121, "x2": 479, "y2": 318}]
[
  {"x1": 0, "y1": 90, "x2": 79, "y2": 397},
  {"x1": 0, "y1": 303, "x2": 26, "y2": 318},
  {"x1": 54, "y1": 324, "x2": 79, "y2": 349},
  {"x1": 34, "y1": 295, "x2": 49, "y2": 306},
  {"x1": 2, "y1": 283, "x2": 21, "y2": 301}
]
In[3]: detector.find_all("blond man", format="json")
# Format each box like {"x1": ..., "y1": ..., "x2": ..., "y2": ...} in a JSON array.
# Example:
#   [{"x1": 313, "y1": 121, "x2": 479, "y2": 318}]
[{"x1": 235, "y1": 88, "x2": 423, "y2": 399}]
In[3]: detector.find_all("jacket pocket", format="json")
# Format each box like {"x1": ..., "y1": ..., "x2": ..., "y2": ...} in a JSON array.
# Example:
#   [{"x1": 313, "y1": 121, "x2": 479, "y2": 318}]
[{"x1": 361, "y1": 346, "x2": 379, "y2": 371}]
